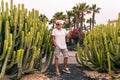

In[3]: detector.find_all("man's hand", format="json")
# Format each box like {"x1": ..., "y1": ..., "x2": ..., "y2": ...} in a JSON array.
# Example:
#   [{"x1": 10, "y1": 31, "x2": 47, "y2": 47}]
[
  {"x1": 66, "y1": 27, "x2": 73, "y2": 39},
  {"x1": 52, "y1": 36, "x2": 57, "y2": 47}
]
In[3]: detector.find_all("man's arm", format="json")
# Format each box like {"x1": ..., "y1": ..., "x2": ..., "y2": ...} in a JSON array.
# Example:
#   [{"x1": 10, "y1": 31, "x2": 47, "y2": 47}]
[
  {"x1": 52, "y1": 35, "x2": 56, "y2": 46},
  {"x1": 66, "y1": 27, "x2": 72, "y2": 39},
  {"x1": 66, "y1": 32, "x2": 71, "y2": 39}
]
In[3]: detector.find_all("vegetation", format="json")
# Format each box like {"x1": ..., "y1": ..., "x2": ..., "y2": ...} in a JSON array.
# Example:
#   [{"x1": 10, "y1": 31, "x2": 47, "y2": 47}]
[
  {"x1": 76, "y1": 13, "x2": 120, "y2": 79},
  {"x1": 0, "y1": 0, "x2": 54, "y2": 79},
  {"x1": 0, "y1": 0, "x2": 102, "y2": 79},
  {"x1": 49, "y1": 3, "x2": 101, "y2": 31},
  {"x1": 48, "y1": 3, "x2": 100, "y2": 48}
]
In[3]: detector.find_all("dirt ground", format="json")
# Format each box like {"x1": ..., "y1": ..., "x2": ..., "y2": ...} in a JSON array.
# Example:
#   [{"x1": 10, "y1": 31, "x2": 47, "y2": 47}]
[
  {"x1": 4, "y1": 64, "x2": 120, "y2": 80},
  {"x1": 44, "y1": 64, "x2": 112, "y2": 80},
  {"x1": 20, "y1": 64, "x2": 120, "y2": 80}
]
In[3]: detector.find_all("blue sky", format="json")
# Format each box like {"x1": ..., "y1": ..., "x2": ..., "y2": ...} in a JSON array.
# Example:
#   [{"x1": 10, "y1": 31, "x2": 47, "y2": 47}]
[{"x1": 2, "y1": 0, "x2": 120, "y2": 24}]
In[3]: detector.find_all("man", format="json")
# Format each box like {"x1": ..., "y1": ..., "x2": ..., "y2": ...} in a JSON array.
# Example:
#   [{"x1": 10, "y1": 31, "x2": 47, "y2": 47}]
[{"x1": 52, "y1": 20, "x2": 71, "y2": 75}]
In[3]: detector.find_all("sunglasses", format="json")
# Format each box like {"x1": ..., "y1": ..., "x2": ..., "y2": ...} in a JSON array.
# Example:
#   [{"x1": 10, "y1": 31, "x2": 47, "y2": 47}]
[{"x1": 56, "y1": 23, "x2": 62, "y2": 26}]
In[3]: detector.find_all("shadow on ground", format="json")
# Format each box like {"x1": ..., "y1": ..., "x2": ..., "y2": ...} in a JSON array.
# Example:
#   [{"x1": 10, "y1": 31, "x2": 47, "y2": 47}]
[{"x1": 44, "y1": 64, "x2": 107, "y2": 80}]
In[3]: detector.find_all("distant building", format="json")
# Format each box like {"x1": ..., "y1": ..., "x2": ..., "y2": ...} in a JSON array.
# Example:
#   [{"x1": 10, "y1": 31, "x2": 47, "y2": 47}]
[{"x1": 109, "y1": 19, "x2": 118, "y2": 26}]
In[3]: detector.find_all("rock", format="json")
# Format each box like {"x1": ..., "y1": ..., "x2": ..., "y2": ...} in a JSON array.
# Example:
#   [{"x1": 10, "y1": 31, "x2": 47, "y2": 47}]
[{"x1": 3, "y1": 75, "x2": 11, "y2": 80}]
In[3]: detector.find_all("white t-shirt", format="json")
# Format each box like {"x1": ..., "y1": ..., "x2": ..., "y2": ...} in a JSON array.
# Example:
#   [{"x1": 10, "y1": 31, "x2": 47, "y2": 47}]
[{"x1": 52, "y1": 28, "x2": 67, "y2": 49}]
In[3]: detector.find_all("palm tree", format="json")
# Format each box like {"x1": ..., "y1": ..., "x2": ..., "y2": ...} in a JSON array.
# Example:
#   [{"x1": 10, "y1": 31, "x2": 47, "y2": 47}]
[
  {"x1": 90, "y1": 4, "x2": 101, "y2": 28},
  {"x1": 39, "y1": 14, "x2": 48, "y2": 23},
  {"x1": 66, "y1": 10, "x2": 74, "y2": 28},
  {"x1": 53, "y1": 12, "x2": 66, "y2": 20},
  {"x1": 49, "y1": 18, "x2": 56, "y2": 28},
  {"x1": 72, "y1": 5, "x2": 80, "y2": 28},
  {"x1": 73, "y1": 3, "x2": 89, "y2": 30},
  {"x1": 49, "y1": 11, "x2": 65, "y2": 28},
  {"x1": 86, "y1": 17, "x2": 92, "y2": 30}
]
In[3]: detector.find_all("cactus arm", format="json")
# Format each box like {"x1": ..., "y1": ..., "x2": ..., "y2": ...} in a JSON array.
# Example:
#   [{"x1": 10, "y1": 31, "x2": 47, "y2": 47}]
[
  {"x1": 0, "y1": 40, "x2": 8, "y2": 61},
  {"x1": 0, "y1": 47, "x2": 11, "y2": 80},
  {"x1": 7, "y1": 51, "x2": 16, "y2": 69},
  {"x1": 17, "y1": 49, "x2": 24, "y2": 79},
  {"x1": 40, "y1": 46, "x2": 54, "y2": 72},
  {"x1": 27, "y1": 46, "x2": 36, "y2": 71}
]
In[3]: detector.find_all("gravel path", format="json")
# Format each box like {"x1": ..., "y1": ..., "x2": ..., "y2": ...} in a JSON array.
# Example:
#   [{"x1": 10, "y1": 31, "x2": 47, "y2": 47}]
[
  {"x1": 44, "y1": 64, "x2": 114, "y2": 80},
  {"x1": 45, "y1": 64, "x2": 92, "y2": 80},
  {"x1": 43, "y1": 51, "x2": 112, "y2": 80}
]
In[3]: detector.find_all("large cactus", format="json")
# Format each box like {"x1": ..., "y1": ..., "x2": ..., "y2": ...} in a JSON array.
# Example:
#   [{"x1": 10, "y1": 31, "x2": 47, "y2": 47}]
[
  {"x1": 0, "y1": 0, "x2": 54, "y2": 80},
  {"x1": 76, "y1": 13, "x2": 120, "y2": 78}
]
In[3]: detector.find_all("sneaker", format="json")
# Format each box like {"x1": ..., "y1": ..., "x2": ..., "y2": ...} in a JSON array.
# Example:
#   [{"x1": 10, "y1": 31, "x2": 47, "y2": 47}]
[
  {"x1": 62, "y1": 68, "x2": 71, "y2": 73},
  {"x1": 56, "y1": 69, "x2": 61, "y2": 76},
  {"x1": 56, "y1": 71, "x2": 60, "y2": 76}
]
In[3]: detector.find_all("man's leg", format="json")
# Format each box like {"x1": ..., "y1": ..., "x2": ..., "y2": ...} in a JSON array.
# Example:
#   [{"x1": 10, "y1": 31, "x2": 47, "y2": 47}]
[
  {"x1": 62, "y1": 49, "x2": 69, "y2": 68},
  {"x1": 63, "y1": 57, "x2": 68, "y2": 69},
  {"x1": 62, "y1": 49, "x2": 71, "y2": 73},
  {"x1": 55, "y1": 57, "x2": 59, "y2": 73},
  {"x1": 54, "y1": 46, "x2": 60, "y2": 75}
]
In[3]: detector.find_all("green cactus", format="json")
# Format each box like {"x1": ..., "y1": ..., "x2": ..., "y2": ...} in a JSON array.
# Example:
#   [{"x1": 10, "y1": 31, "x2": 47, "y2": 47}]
[
  {"x1": 76, "y1": 13, "x2": 120, "y2": 78},
  {"x1": 0, "y1": 47, "x2": 11, "y2": 80},
  {"x1": 0, "y1": 0, "x2": 54, "y2": 79}
]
